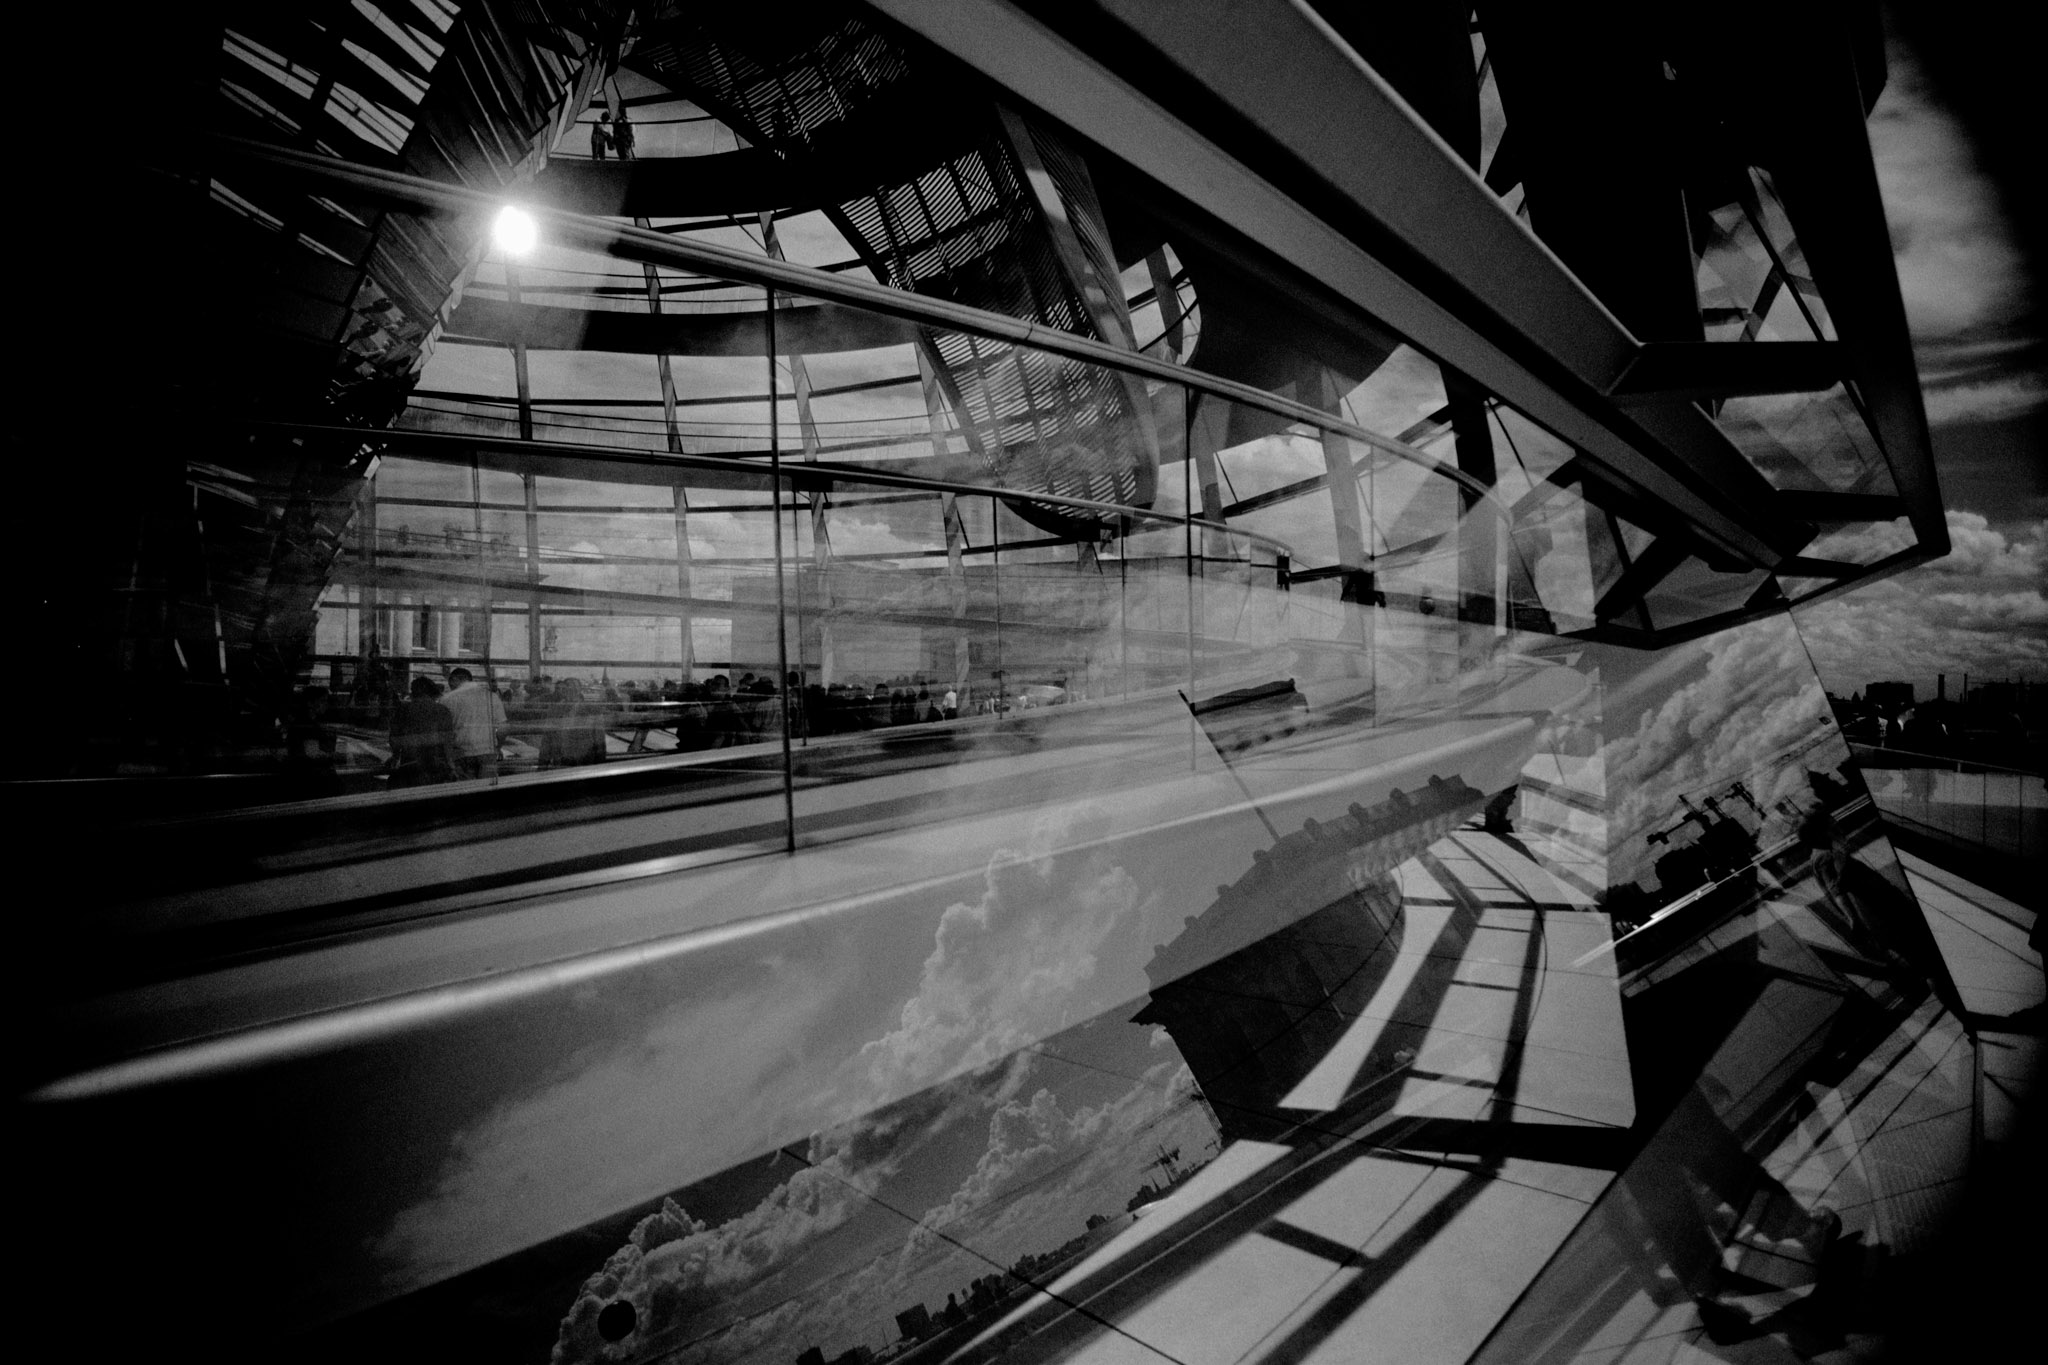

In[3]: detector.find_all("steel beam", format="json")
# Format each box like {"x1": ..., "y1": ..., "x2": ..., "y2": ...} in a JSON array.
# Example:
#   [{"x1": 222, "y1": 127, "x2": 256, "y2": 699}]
[
  {"x1": 868, "y1": 0, "x2": 1807, "y2": 567},
  {"x1": 1609, "y1": 341, "x2": 1848, "y2": 406}
]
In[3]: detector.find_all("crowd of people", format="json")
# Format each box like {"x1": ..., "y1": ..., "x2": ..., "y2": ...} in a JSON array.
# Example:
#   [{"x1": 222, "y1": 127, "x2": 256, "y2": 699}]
[{"x1": 293, "y1": 668, "x2": 1068, "y2": 791}]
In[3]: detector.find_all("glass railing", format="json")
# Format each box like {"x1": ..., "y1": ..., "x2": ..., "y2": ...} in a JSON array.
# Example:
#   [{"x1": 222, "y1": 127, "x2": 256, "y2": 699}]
[
  {"x1": 17, "y1": 407, "x2": 1522, "y2": 963},
  {"x1": 1850, "y1": 743, "x2": 2046, "y2": 865},
  {"x1": 15, "y1": 147, "x2": 1948, "y2": 1001},
  {"x1": 21, "y1": 151, "x2": 1627, "y2": 976}
]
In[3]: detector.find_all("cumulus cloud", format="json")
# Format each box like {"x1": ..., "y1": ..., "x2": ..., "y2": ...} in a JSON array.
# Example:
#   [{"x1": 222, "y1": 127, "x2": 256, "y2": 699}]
[
  {"x1": 380, "y1": 803, "x2": 1168, "y2": 1318},
  {"x1": 845, "y1": 813, "x2": 1152, "y2": 1109},
  {"x1": 814, "y1": 509, "x2": 946, "y2": 560},
  {"x1": 548, "y1": 1052, "x2": 1212, "y2": 1365},
  {"x1": 886, "y1": 1058, "x2": 1210, "y2": 1306},
  {"x1": 548, "y1": 1141, "x2": 868, "y2": 1364},
  {"x1": 1603, "y1": 616, "x2": 1840, "y2": 888},
  {"x1": 547, "y1": 1059, "x2": 1031, "y2": 1365},
  {"x1": 538, "y1": 810, "x2": 1174, "y2": 1364},
  {"x1": 918, "y1": 1083, "x2": 1119, "y2": 1246},
  {"x1": 1796, "y1": 512, "x2": 2048, "y2": 694}
]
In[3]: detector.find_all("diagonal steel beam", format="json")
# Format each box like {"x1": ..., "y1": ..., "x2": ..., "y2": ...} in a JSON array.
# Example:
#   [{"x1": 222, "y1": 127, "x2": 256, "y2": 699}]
[{"x1": 868, "y1": 0, "x2": 1808, "y2": 568}]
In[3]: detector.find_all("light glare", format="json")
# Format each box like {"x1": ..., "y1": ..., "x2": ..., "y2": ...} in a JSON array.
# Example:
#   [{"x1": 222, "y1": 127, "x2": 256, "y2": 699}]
[{"x1": 493, "y1": 205, "x2": 538, "y2": 256}]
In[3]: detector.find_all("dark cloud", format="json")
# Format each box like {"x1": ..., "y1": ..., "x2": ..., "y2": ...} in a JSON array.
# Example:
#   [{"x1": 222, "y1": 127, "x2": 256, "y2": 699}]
[{"x1": 1870, "y1": 41, "x2": 2034, "y2": 346}]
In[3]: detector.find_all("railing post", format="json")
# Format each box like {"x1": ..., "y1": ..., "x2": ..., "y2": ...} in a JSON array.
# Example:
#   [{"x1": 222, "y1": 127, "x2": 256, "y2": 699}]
[{"x1": 766, "y1": 286, "x2": 796, "y2": 854}]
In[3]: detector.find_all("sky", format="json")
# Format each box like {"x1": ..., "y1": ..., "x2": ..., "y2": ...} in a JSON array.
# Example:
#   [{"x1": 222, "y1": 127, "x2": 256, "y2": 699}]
[{"x1": 1791, "y1": 32, "x2": 2048, "y2": 701}]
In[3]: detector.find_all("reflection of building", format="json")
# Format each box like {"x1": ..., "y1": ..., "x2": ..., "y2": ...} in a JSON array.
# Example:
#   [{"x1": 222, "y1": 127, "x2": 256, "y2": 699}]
[
  {"x1": 1135, "y1": 776, "x2": 1481, "y2": 1140},
  {"x1": 22, "y1": 7, "x2": 2022, "y2": 1365}
]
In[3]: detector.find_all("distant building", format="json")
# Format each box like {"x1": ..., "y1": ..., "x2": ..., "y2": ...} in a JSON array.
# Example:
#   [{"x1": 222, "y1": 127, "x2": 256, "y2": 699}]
[
  {"x1": 893, "y1": 1304, "x2": 932, "y2": 1342},
  {"x1": 1866, "y1": 681, "x2": 1915, "y2": 714}
]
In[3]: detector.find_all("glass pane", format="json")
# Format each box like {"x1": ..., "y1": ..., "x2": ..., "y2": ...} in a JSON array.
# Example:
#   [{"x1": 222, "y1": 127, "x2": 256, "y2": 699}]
[
  {"x1": 775, "y1": 310, "x2": 1206, "y2": 856},
  {"x1": 1715, "y1": 384, "x2": 1899, "y2": 496},
  {"x1": 1641, "y1": 556, "x2": 1772, "y2": 630},
  {"x1": 1692, "y1": 167, "x2": 1837, "y2": 345},
  {"x1": 34, "y1": 18, "x2": 1980, "y2": 1364},
  {"x1": 1776, "y1": 573, "x2": 1842, "y2": 603},
  {"x1": 260, "y1": 594, "x2": 1949, "y2": 1365},
  {"x1": 1804, "y1": 515, "x2": 1917, "y2": 568},
  {"x1": 22, "y1": 280, "x2": 790, "y2": 952}
]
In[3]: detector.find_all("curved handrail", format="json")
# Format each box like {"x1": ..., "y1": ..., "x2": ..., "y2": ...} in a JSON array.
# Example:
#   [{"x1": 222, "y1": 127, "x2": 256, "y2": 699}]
[
  {"x1": 260, "y1": 419, "x2": 1304, "y2": 563},
  {"x1": 199, "y1": 136, "x2": 1508, "y2": 512}
]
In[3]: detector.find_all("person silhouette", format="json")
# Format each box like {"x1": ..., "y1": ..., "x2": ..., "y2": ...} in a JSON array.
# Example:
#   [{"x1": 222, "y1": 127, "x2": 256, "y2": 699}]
[
  {"x1": 613, "y1": 108, "x2": 635, "y2": 160},
  {"x1": 389, "y1": 675, "x2": 455, "y2": 787},
  {"x1": 592, "y1": 112, "x2": 613, "y2": 161},
  {"x1": 443, "y1": 666, "x2": 507, "y2": 781}
]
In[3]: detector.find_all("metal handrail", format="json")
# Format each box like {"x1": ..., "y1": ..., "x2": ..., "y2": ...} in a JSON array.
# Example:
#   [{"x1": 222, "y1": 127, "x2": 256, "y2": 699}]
[
  {"x1": 258, "y1": 419, "x2": 1304, "y2": 563},
  {"x1": 1849, "y1": 742, "x2": 2045, "y2": 782},
  {"x1": 197, "y1": 135, "x2": 1506, "y2": 510}
]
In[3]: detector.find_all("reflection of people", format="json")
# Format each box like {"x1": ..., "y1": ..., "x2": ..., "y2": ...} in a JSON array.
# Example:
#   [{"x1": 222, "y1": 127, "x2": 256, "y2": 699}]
[
  {"x1": 389, "y1": 676, "x2": 456, "y2": 787},
  {"x1": 282, "y1": 685, "x2": 340, "y2": 796},
  {"x1": 542, "y1": 679, "x2": 607, "y2": 767},
  {"x1": 702, "y1": 675, "x2": 747, "y2": 747},
  {"x1": 1624, "y1": 1081, "x2": 1842, "y2": 1311},
  {"x1": 591, "y1": 112, "x2": 613, "y2": 160},
  {"x1": 443, "y1": 667, "x2": 507, "y2": 781}
]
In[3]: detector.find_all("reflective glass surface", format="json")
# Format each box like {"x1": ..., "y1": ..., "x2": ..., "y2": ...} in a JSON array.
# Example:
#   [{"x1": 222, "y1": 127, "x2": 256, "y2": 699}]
[
  {"x1": 1714, "y1": 384, "x2": 1899, "y2": 499},
  {"x1": 28, "y1": 597, "x2": 1978, "y2": 1365},
  {"x1": 23, "y1": 10, "x2": 1981, "y2": 1363}
]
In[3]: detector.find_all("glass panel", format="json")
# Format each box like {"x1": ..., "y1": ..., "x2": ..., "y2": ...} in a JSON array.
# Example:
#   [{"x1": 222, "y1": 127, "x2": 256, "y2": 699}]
[
  {"x1": 1640, "y1": 556, "x2": 1772, "y2": 630},
  {"x1": 1858, "y1": 757, "x2": 2048, "y2": 867},
  {"x1": 1775, "y1": 574, "x2": 1842, "y2": 603},
  {"x1": 1210, "y1": 425, "x2": 1330, "y2": 507},
  {"x1": 1804, "y1": 515, "x2": 1917, "y2": 568},
  {"x1": 1339, "y1": 342, "x2": 1452, "y2": 444},
  {"x1": 1714, "y1": 384, "x2": 1899, "y2": 497},
  {"x1": 1692, "y1": 168, "x2": 1837, "y2": 346},
  {"x1": 15, "y1": 279, "x2": 790, "y2": 950},
  {"x1": 164, "y1": 599, "x2": 1972, "y2": 1365},
  {"x1": 38, "y1": 17, "x2": 1980, "y2": 1362},
  {"x1": 775, "y1": 310, "x2": 1208, "y2": 855}
]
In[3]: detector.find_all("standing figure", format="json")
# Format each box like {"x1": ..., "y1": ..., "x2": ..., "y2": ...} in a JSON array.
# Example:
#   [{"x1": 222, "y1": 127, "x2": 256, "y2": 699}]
[
  {"x1": 443, "y1": 666, "x2": 507, "y2": 781},
  {"x1": 613, "y1": 109, "x2": 636, "y2": 160},
  {"x1": 542, "y1": 678, "x2": 608, "y2": 767},
  {"x1": 591, "y1": 112, "x2": 613, "y2": 160},
  {"x1": 389, "y1": 676, "x2": 456, "y2": 787}
]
